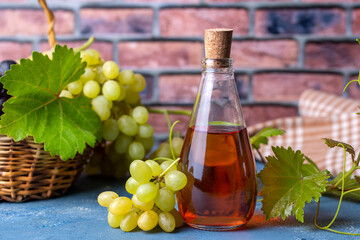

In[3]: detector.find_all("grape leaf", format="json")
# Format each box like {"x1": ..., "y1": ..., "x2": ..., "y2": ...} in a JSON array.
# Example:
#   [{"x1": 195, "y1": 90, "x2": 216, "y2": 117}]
[
  {"x1": 258, "y1": 146, "x2": 330, "y2": 222},
  {"x1": 355, "y1": 176, "x2": 360, "y2": 185},
  {"x1": 0, "y1": 45, "x2": 102, "y2": 160},
  {"x1": 323, "y1": 138, "x2": 355, "y2": 162},
  {"x1": 326, "y1": 175, "x2": 360, "y2": 202},
  {"x1": 250, "y1": 127, "x2": 285, "y2": 150}
]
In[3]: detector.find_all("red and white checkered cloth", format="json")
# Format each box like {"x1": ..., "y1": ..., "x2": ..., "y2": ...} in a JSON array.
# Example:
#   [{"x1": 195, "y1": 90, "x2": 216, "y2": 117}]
[{"x1": 248, "y1": 89, "x2": 360, "y2": 175}]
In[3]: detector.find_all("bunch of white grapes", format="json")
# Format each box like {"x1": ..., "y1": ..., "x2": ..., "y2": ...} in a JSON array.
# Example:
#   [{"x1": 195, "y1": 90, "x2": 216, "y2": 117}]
[
  {"x1": 97, "y1": 158, "x2": 187, "y2": 232},
  {"x1": 60, "y1": 48, "x2": 154, "y2": 178}
]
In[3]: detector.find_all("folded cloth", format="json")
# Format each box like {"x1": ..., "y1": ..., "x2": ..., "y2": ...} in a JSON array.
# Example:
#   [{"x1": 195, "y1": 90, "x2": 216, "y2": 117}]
[{"x1": 247, "y1": 89, "x2": 360, "y2": 175}]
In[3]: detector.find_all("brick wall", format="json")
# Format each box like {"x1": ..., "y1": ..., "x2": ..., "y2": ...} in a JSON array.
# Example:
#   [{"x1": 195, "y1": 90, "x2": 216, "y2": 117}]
[{"x1": 0, "y1": 0, "x2": 359, "y2": 134}]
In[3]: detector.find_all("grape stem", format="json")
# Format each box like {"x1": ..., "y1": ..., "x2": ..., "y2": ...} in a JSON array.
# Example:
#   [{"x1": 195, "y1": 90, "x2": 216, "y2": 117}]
[
  {"x1": 159, "y1": 158, "x2": 180, "y2": 178},
  {"x1": 314, "y1": 143, "x2": 360, "y2": 236},
  {"x1": 74, "y1": 37, "x2": 95, "y2": 53},
  {"x1": 153, "y1": 157, "x2": 176, "y2": 162},
  {"x1": 147, "y1": 108, "x2": 191, "y2": 116},
  {"x1": 169, "y1": 121, "x2": 180, "y2": 160}
]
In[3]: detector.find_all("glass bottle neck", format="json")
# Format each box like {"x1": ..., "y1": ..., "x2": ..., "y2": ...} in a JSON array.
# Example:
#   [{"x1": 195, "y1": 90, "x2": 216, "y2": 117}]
[{"x1": 201, "y1": 58, "x2": 234, "y2": 73}]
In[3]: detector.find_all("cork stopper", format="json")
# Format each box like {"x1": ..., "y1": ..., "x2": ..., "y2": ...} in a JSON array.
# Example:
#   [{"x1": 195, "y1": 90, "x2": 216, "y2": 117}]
[{"x1": 204, "y1": 28, "x2": 233, "y2": 59}]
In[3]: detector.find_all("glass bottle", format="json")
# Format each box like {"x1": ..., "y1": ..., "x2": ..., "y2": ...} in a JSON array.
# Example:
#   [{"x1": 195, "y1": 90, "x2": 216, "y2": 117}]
[{"x1": 177, "y1": 29, "x2": 257, "y2": 231}]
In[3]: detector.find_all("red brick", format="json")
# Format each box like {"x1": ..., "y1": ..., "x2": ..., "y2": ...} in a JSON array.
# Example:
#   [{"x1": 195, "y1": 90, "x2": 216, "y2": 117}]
[
  {"x1": 305, "y1": 42, "x2": 360, "y2": 70},
  {"x1": 232, "y1": 40, "x2": 298, "y2": 68},
  {"x1": 147, "y1": 107, "x2": 192, "y2": 134},
  {"x1": 346, "y1": 75, "x2": 360, "y2": 100},
  {"x1": 80, "y1": 8, "x2": 153, "y2": 35},
  {"x1": 159, "y1": 74, "x2": 249, "y2": 103},
  {"x1": 40, "y1": 41, "x2": 114, "y2": 61},
  {"x1": 139, "y1": 74, "x2": 155, "y2": 101},
  {"x1": 206, "y1": 0, "x2": 290, "y2": 2},
  {"x1": 0, "y1": 0, "x2": 27, "y2": 2},
  {"x1": 255, "y1": 8, "x2": 346, "y2": 36},
  {"x1": 124, "y1": 0, "x2": 198, "y2": 2},
  {"x1": 118, "y1": 42, "x2": 203, "y2": 69},
  {"x1": 302, "y1": 0, "x2": 360, "y2": 2},
  {"x1": 160, "y1": 8, "x2": 248, "y2": 37},
  {"x1": 0, "y1": 42, "x2": 33, "y2": 61},
  {"x1": 352, "y1": 9, "x2": 360, "y2": 34},
  {"x1": 243, "y1": 105, "x2": 298, "y2": 127},
  {"x1": 0, "y1": 10, "x2": 74, "y2": 36},
  {"x1": 48, "y1": 0, "x2": 113, "y2": 1},
  {"x1": 159, "y1": 75, "x2": 200, "y2": 103},
  {"x1": 253, "y1": 73, "x2": 344, "y2": 101}
]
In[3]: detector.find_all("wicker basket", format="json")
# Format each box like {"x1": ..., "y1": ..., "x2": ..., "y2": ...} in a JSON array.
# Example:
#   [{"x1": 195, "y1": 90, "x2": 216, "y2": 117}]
[{"x1": 0, "y1": 135, "x2": 90, "y2": 202}]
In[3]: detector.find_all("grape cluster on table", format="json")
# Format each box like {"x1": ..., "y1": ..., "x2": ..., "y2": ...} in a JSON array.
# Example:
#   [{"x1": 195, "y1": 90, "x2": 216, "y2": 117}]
[
  {"x1": 0, "y1": 60, "x2": 16, "y2": 115},
  {"x1": 98, "y1": 158, "x2": 187, "y2": 232}
]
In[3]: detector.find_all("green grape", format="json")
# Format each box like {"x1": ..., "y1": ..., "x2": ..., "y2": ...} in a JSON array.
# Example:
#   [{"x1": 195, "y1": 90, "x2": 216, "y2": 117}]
[
  {"x1": 105, "y1": 144, "x2": 122, "y2": 164},
  {"x1": 155, "y1": 142, "x2": 172, "y2": 158},
  {"x1": 93, "y1": 95, "x2": 112, "y2": 109},
  {"x1": 116, "y1": 85, "x2": 126, "y2": 101},
  {"x1": 138, "y1": 123, "x2": 153, "y2": 139},
  {"x1": 158, "y1": 212, "x2": 176, "y2": 232},
  {"x1": 117, "y1": 115, "x2": 138, "y2": 136},
  {"x1": 95, "y1": 66, "x2": 107, "y2": 84},
  {"x1": 83, "y1": 80, "x2": 100, "y2": 98},
  {"x1": 108, "y1": 211, "x2": 123, "y2": 228},
  {"x1": 86, "y1": 49, "x2": 101, "y2": 65},
  {"x1": 130, "y1": 73, "x2": 146, "y2": 92},
  {"x1": 118, "y1": 70, "x2": 135, "y2": 85},
  {"x1": 59, "y1": 90, "x2": 73, "y2": 99},
  {"x1": 120, "y1": 211, "x2": 139, "y2": 232},
  {"x1": 171, "y1": 137, "x2": 184, "y2": 158},
  {"x1": 102, "y1": 80, "x2": 121, "y2": 101},
  {"x1": 132, "y1": 106, "x2": 148, "y2": 124},
  {"x1": 136, "y1": 182, "x2": 158, "y2": 203},
  {"x1": 92, "y1": 97, "x2": 110, "y2": 121},
  {"x1": 145, "y1": 160, "x2": 162, "y2": 177},
  {"x1": 80, "y1": 51, "x2": 92, "y2": 65},
  {"x1": 109, "y1": 197, "x2": 133, "y2": 216},
  {"x1": 132, "y1": 194, "x2": 154, "y2": 211},
  {"x1": 67, "y1": 80, "x2": 83, "y2": 95},
  {"x1": 154, "y1": 187, "x2": 175, "y2": 212},
  {"x1": 97, "y1": 191, "x2": 119, "y2": 207},
  {"x1": 137, "y1": 210, "x2": 158, "y2": 231},
  {"x1": 102, "y1": 60, "x2": 119, "y2": 79},
  {"x1": 170, "y1": 209, "x2": 184, "y2": 228},
  {"x1": 81, "y1": 49, "x2": 100, "y2": 66},
  {"x1": 160, "y1": 160, "x2": 177, "y2": 173},
  {"x1": 136, "y1": 136, "x2": 154, "y2": 153},
  {"x1": 80, "y1": 67, "x2": 96, "y2": 83},
  {"x1": 125, "y1": 177, "x2": 140, "y2": 194},
  {"x1": 124, "y1": 86, "x2": 140, "y2": 105},
  {"x1": 102, "y1": 119, "x2": 119, "y2": 141},
  {"x1": 129, "y1": 160, "x2": 152, "y2": 183},
  {"x1": 165, "y1": 170, "x2": 187, "y2": 191},
  {"x1": 128, "y1": 141, "x2": 145, "y2": 160},
  {"x1": 114, "y1": 134, "x2": 132, "y2": 154}
]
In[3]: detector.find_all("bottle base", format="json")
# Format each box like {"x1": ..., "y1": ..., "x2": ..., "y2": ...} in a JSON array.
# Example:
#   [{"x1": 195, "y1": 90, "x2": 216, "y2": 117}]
[{"x1": 186, "y1": 222, "x2": 247, "y2": 231}]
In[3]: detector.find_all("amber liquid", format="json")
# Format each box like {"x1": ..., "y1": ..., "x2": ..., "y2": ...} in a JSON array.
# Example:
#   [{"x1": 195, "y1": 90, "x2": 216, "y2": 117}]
[{"x1": 177, "y1": 125, "x2": 257, "y2": 230}]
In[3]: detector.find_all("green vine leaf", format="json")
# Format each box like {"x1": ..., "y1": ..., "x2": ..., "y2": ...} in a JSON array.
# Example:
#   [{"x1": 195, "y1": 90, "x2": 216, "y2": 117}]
[
  {"x1": 0, "y1": 45, "x2": 102, "y2": 160},
  {"x1": 323, "y1": 138, "x2": 355, "y2": 162},
  {"x1": 250, "y1": 127, "x2": 285, "y2": 150},
  {"x1": 355, "y1": 176, "x2": 360, "y2": 185},
  {"x1": 258, "y1": 146, "x2": 330, "y2": 222}
]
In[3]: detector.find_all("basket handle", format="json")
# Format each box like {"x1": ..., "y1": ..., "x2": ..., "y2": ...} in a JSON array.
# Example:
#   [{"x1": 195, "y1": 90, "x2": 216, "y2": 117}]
[{"x1": 38, "y1": 0, "x2": 57, "y2": 48}]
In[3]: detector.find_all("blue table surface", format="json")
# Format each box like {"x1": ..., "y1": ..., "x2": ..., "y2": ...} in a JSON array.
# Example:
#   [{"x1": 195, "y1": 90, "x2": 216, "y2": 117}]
[{"x1": 1, "y1": 162, "x2": 360, "y2": 240}]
